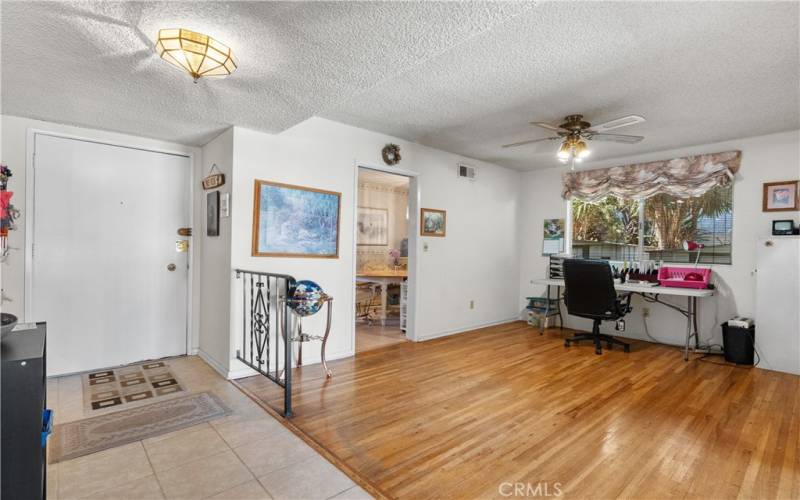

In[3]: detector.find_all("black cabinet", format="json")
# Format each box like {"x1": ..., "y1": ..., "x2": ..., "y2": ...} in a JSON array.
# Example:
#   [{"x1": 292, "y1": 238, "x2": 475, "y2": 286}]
[{"x1": 2, "y1": 322, "x2": 47, "y2": 500}]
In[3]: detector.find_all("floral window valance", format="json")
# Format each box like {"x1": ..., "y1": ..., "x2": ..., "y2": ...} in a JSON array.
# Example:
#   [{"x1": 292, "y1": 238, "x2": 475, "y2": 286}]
[{"x1": 562, "y1": 150, "x2": 741, "y2": 201}]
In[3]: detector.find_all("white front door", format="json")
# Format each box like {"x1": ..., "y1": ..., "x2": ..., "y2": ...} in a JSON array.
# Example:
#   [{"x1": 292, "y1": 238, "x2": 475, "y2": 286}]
[{"x1": 32, "y1": 134, "x2": 190, "y2": 375}]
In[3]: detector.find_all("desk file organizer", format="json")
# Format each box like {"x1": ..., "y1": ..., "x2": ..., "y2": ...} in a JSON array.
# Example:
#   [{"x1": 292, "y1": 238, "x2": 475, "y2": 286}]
[{"x1": 657, "y1": 266, "x2": 711, "y2": 289}]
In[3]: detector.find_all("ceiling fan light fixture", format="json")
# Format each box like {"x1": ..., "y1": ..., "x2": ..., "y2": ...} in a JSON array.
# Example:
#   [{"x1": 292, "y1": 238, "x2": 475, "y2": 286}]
[
  {"x1": 501, "y1": 113, "x2": 644, "y2": 167},
  {"x1": 557, "y1": 141, "x2": 572, "y2": 159},
  {"x1": 155, "y1": 28, "x2": 237, "y2": 82},
  {"x1": 575, "y1": 140, "x2": 591, "y2": 159}
]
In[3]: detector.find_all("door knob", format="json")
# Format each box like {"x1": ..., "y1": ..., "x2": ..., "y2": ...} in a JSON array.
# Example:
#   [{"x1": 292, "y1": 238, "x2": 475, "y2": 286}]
[{"x1": 167, "y1": 263, "x2": 177, "y2": 272}]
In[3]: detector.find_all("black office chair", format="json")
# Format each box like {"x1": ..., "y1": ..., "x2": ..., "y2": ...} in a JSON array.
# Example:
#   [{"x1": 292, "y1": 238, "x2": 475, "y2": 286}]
[{"x1": 563, "y1": 259, "x2": 632, "y2": 355}]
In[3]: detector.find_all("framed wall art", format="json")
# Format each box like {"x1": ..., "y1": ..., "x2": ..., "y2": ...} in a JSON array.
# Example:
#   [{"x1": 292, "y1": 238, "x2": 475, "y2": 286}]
[
  {"x1": 252, "y1": 180, "x2": 341, "y2": 258},
  {"x1": 357, "y1": 207, "x2": 389, "y2": 246},
  {"x1": 206, "y1": 191, "x2": 220, "y2": 237},
  {"x1": 420, "y1": 208, "x2": 446, "y2": 237},
  {"x1": 763, "y1": 180, "x2": 799, "y2": 212}
]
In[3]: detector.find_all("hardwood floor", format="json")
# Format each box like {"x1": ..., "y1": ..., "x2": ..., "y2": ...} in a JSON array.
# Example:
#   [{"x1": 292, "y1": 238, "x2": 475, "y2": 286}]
[
  {"x1": 236, "y1": 321, "x2": 800, "y2": 499},
  {"x1": 356, "y1": 321, "x2": 408, "y2": 353}
]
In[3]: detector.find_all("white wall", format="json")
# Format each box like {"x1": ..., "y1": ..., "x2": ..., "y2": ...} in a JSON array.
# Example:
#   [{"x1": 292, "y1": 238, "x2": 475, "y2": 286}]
[
  {"x1": 0, "y1": 115, "x2": 203, "y2": 352},
  {"x1": 519, "y1": 130, "x2": 800, "y2": 369},
  {"x1": 197, "y1": 129, "x2": 234, "y2": 373},
  {"x1": 223, "y1": 117, "x2": 521, "y2": 372}
]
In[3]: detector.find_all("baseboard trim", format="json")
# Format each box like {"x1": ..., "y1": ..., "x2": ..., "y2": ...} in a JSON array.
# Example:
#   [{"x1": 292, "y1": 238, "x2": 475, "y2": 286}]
[
  {"x1": 416, "y1": 317, "x2": 519, "y2": 342},
  {"x1": 197, "y1": 349, "x2": 229, "y2": 379},
  {"x1": 226, "y1": 350, "x2": 356, "y2": 379},
  {"x1": 227, "y1": 361, "x2": 259, "y2": 380},
  {"x1": 292, "y1": 349, "x2": 355, "y2": 367}
]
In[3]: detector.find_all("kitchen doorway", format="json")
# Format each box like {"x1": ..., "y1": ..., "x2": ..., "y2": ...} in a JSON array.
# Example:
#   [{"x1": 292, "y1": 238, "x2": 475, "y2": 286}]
[{"x1": 353, "y1": 166, "x2": 416, "y2": 353}]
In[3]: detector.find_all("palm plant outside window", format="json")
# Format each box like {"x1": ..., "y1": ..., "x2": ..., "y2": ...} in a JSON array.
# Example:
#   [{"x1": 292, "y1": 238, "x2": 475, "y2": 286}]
[{"x1": 570, "y1": 185, "x2": 733, "y2": 264}]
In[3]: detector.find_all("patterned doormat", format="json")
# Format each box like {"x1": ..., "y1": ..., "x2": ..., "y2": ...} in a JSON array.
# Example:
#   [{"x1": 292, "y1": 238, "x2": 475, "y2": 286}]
[
  {"x1": 50, "y1": 392, "x2": 231, "y2": 463},
  {"x1": 82, "y1": 360, "x2": 185, "y2": 413}
]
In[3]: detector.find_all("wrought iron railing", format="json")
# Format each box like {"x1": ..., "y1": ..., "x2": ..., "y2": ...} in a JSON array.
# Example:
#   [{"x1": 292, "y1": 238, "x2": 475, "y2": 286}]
[{"x1": 234, "y1": 269, "x2": 294, "y2": 417}]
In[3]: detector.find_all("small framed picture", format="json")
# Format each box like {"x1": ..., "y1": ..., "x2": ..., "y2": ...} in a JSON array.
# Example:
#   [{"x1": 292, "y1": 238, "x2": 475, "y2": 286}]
[
  {"x1": 207, "y1": 191, "x2": 220, "y2": 236},
  {"x1": 763, "y1": 180, "x2": 799, "y2": 212},
  {"x1": 420, "y1": 208, "x2": 446, "y2": 237}
]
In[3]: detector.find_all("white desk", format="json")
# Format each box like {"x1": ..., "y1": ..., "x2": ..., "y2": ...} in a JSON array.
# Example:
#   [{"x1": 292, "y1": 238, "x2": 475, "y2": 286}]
[{"x1": 532, "y1": 278, "x2": 714, "y2": 360}]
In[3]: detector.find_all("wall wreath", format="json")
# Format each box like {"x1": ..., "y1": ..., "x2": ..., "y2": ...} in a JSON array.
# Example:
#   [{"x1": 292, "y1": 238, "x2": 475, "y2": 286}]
[{"x1": 381, "y1": 144, "x2": 401, "y2": 166}]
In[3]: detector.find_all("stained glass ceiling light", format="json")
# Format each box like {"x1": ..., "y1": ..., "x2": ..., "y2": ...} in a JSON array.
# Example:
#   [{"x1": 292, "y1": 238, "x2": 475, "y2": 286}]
[{"x1": 155, "y1": 28, "x2": 236, "y2": 82}]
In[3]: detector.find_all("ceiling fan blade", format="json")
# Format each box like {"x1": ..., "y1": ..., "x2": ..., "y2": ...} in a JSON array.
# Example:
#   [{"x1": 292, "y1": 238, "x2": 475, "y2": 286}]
[
  {"x1": 501, "y1": 136, "x2": 560, "y2": 148},
  {"x1": 585, "y1": 133, "x2": 645, "y2": 144},
  {"x1": 530, "y1": 122, "x2": 570, "y2": 133},
  {"x1": 587, "y1": 115, "x2": 645, "y2": 132}
]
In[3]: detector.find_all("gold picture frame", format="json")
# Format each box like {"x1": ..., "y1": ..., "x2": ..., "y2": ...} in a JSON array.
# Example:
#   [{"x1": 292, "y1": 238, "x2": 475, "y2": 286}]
[
  {"x1": 252, "y1": 180, "x2": 341, "y2": 258},
  {"x1": 763, "y1": 180, "x2": 799, "y2": 212},
  {"x1": 420, "y1": 208, "x2": 446, "y2": 237}
]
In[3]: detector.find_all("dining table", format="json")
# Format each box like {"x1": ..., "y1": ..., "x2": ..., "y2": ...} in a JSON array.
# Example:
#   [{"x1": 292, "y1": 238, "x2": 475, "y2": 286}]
[{"x1": 356, "y1": 269, "x2": 408, "y2": 326}]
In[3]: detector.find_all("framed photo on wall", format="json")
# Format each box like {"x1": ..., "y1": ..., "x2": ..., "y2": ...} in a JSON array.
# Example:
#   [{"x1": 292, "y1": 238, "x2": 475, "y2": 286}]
[
  {"x1": 420, "y1": 208, "x2": 446, "y2": 237},
  {"x1": 252, "y1": 180, "x2": 341, "y2": 258},
  {"x1": 357, "y1": 207, "x2": 389, "y2": 246},
  {"x1": 206, "y1": 191, "x2": 220, "y2": 237},
  {"x1": 763, "y1": 180, "x2": 799, "y2": 212}
]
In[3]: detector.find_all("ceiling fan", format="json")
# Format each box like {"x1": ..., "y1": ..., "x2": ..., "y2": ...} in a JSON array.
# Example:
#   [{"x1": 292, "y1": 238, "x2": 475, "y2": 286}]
[{"x1": 501, "y1": 114, "x2": 646, "y2": 167}]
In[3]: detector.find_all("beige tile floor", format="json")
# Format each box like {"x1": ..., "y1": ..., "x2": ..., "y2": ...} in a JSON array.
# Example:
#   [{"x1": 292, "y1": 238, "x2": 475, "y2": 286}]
[{"x1": 46, "y1": 356, "x2": 373, "y2": 500}]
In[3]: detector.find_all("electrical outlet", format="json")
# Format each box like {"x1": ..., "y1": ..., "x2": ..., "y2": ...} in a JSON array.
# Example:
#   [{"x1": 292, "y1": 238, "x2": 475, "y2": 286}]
[
  {"x1": 642, "y1": 307, "x2": 650, "y2": 318},
  {"x1": 469, "y1": 300, "x2": 475, "y2": 309}
]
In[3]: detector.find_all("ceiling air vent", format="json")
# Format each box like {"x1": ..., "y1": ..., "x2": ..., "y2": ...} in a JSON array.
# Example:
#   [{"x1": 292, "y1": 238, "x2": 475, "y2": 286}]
[{"x1": 458, "y1": 164, "x2": 477, "y2": 180}]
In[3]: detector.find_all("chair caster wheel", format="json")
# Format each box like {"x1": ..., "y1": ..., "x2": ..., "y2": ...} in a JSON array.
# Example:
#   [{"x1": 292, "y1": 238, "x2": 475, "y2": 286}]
[
  {"x1": 595, "y1": 349, "x2": 602, "y2": 355},
  {"x1": 624, "y1": 345, "x2": 631, "y2": 353},
  {"x1": 564, "y1": 340, "x2": 570, "y2": 347}
]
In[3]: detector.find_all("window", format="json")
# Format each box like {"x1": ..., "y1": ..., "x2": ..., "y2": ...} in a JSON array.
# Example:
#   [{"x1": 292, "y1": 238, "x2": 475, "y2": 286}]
[
  {"x1": 570, "y1": 185, "x2": 733, "y2": 264},
  {"x1": 643, "y1": 185, "x2": 732, "y2": 264},
  {"x1": 571, "y1": 197, "x2": 641, "y2": 261}
]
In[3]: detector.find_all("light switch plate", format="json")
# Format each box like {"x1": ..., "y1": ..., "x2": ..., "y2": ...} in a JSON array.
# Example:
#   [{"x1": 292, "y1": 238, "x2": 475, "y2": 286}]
[{"x1": 220, "y1": 193, "x2": 230, "y2": 218}]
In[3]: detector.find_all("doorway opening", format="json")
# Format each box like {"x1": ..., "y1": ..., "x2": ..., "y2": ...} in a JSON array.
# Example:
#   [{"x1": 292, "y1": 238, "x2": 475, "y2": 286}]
[{"x1": 354, "y1": 167, "x2": 414, "y2": 353}]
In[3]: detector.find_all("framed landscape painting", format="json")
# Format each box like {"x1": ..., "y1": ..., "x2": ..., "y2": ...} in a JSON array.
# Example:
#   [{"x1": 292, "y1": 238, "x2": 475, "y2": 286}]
[
  {"x1": 357, "y1": 207, "x2": 388, "y2": 246},
  {"x1": 421, "y1": 208, "x2": 446, "y2": 237},
  {"x1": 252, "y1": 180, "x2": 341, "y2": 258}
]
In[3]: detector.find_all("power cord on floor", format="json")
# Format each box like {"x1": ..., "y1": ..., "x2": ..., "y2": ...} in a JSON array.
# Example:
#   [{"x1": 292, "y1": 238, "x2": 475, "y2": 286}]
[
  {"x1": 698, "y1": 326, "x2": 761, "y2": 368},
  {"x1": 642, "y1": 314, "x2": 724, "y2": 354},
  {"x1": 637, "y1": 294, "x2": 763, "y2": 368}
]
